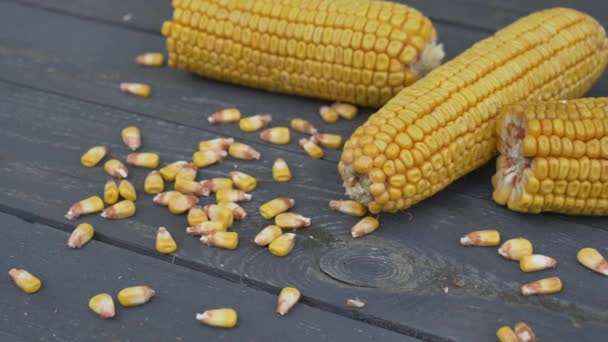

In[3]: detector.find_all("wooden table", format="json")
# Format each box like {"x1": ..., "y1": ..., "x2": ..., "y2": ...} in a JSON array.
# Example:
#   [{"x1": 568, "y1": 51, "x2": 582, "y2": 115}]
[{"x1": 0, "y1": 0, "x2": 607, "y2": 341}]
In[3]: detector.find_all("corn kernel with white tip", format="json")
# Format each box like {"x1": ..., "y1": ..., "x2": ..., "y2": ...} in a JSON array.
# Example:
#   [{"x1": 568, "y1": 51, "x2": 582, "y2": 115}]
[
  {"x1": 272, "y1": 158, "x2": 291, "y2": 183},
  {"x1": 277, "y1": 287, "x2": 300, "y2": 316},
  {"x1": 126, "y1": 152, "x2": 160, "y2": 169},
  {"x1": 118, "y1": 180, "x2": 137, "y2": 201},
  {"x1": 65, "y1": 196, "x2": 104, "y2": 220},
  {"x1": 332, "y1": 102, "x2": 358, "y2": 120},
  {"x1": 351, "y1": 217, "x2": 379, "y2": 238},
  {"x1": 216, "y1": 189, "x2": 252, "y2": 203},
  {"x1": 260, "y1": 127, "x2": 291, "y2": 145},
  {"x1": 104, "y1": 159, "x2": 129, "y2": 178},
  {"x1": 577, "y1": 248, "x2": 608, "y2": 276},
  {"x1": 520, "y1": 254, "x2": 557, "y2": 272},
  {"x1": 156, "y1": 227, "x2": 177, "y2": 254},
  {"x1": 228, "y1": 142, "x2": 260, "y2": 160},
  {"x1": 187, "y1": 221, "x2": 227, "y2": 235},
  {"x1": 269, "y1": 233, "x2": 296, "y2": 257},
  {"x1": 496, "y1": 326, "x2": 519, "y2": 342},
  {"x1": 101, "y1": 200, "x2": 136, "y2": 219},
  {"x1": 260, "y1": 198, "x2": 295, "y2": 219},
  {"x1": 192, "y1": 149, "x2": 226, "y2": 168},
  {"x1": 218, "y1": 202, "x2": 247, "y2": 220},
  {"x1": 460, "y1": 230, "x2": 501, "y2": 247},
  {"x1": 104, "y1": 180, "x2": 119, "y2": 205},
  {"x1": 514, "y1": 322, "x2": 536, "y2": 342},
  {"x1": 275, "y1": 213, "x2": 310, "y2": 229},
  {"x1": 254, "y1": 225, "x2": 283, "y2": 246},
  {"x1": 8, "y1": 269, "x2": 41, "y2": 294},
  {"x1": 174, "y1": 163, "x2": 198, "y2": 182},
  {"x1": 196, "y1": 308, "x2": 237, "y2": 328},
  {"x1": 329, "y1": 200, "x2": 367, "y2": 217},
  {"x1": 121, "y1": 126, "x2": 141, "y2": 150},
  {"x1": 168, "y1": 194, "x2": 198, "y2": 215},
  {"x1": 319, "y1": 106, "x2": 338, "y2": 123},
  {"x1": 120, "y1": 83, "x2": 151, "y2": 97},
  {"x1": 67, "y1": 223, "x2": 95, "y2": 249},
  {"x1": 187, "y1": 205, "x2": 208, "y2": 226},
  {"x1": 199, "y1": 138, "x2": 234, "y2": 151},
  {"x1": 144, "y1": 170, "x2": 164, "y2": 194},
  {"x1": 240, "y1": 114, "x2": 272, "y2": 132},
  {"x1": 291, "y1": 118, "x2": 317, "y2": 134},
  {"x1": 88, "y1": 293, "x2": 115, "y2": 318},
  {"x1": 521, "y1": 276, "x2": 562, "y2": 296},
  {"x1": 229, "y1": 171, "x2": 257, "y2": 192},
  {"x1": 498, "y1": 238, "x2": 533, "y2": 261},
  {"x1": 203, "y1": 204, "x2": 234, "y2": 229},
  {"x1": 311, "y1": 133, "x2": 343, "y2": 149},
  {"x1": 159, "y1": 161, "x2": 188, "y2": 181},
  {"x1": 135, "y1": 52, "x2": 164, "y2": 66},
  {"x1": 299, "y1": 138, "x2": 324, "y2": 159},
  {"x1": 208, "y1": 108, "x2": 241, "y2": 124},
  {"x1": 200, "y1": 231, "x2": 239, "y2": 250},
  {"x1": 81, "y1": 146, "x2": 107, "y2": 167},
  {"x1": 117, "y1": 286, "x2": 155, "y2": 307},
  {"x1": 175, "y1": 178, "x2": 209, "y2": 196},
  {"x1": 153, "y1": 191, "x2": 181, "y2": 206}
]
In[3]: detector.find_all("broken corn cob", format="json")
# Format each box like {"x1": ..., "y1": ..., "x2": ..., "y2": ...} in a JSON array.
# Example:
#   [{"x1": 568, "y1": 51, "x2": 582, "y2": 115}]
[
  {"x1": 351, "y1": 216, "x2": 379, "y2": 237},
  {"x1": 459, "y1": 230, "x2": 500, "y2": 247},
  {"x1": 329, "y1": 200, "x2": 367, "y2": 217},
  {"x1": 144, "y1": 170, "x2": 165, "y2": 194},
  {"x1": 229, "y1": 171, "x2": 257, "y2": 192},
  {"x1": 118, "y1": 180, "x2": 137, "y2": 201},
  {"x1": 498, "y1": 238, "x2": 533, "y2": 261},
  {"x1": 135, "y1": 52, "x2": 164, "y2": 66},
  {"x1": 291, "y1": 118, "x2": 317, "y2": 135},
  {"x1": 520, "y1": 254, "x2": 557, "y2": 272},
  {"x1": 117, "y1": 286, "x2": 155, "y2": 307},
  {"x1": 277, "y1": 287, "x2": 300, "y2": 316},
  {"x1": 216, "y1": 189, "x2": 252, "y2": 203},
  {"x1": 272, "y1": 158, "x2": 292, "y2": 182},
  {"x1": 168, "y1": 194, "x2": 199, "y2": 214},
  {"x1": 200, "y1": 231, "x2": 239, "y2": 250},
  {"x1": 175, "y1": 178, "x2": 209, "y2": 196},
  {"x1": 175, "y1": 163, "x2": 198, "y2": 182},
  {"x1": 89, "y1": 293, "x2": 115, "y2": 318},
  {"x1": 101, "y1": 200, "x2": 136, "y2": 219},
  {"x1": 204, "y1": 204, "x2": 234, "y2": 229},
  {"x1": 120, "y1": 82, "x2": 151, "y2": 97},
  {"x1": 514, "y1": 322, "x2": 536, "y2": 342},
  {"x1": 274, "y1": 213, "x2": 310, "y2": 229},
  {"x1": 260, "y1": 198, "x2": 295, "y2": 219},
  {"x1": 311, "y1": 133, "x2": 343, "y2": 149},
  {"x1": 218, "y1": 202, "x2": 247, "y2": 220},
  {"x1": 319, "y1": 106, "x2": 339, "y2": 123},
  {"x1": 521, "y1": 276, "x2": 562, "y2": 296},
  {"x1": 81, "y1": 146, "x2": 107, "y2": 167},
  {"x1": 162, "y1": 0, "x2": 443, "y2": 107},
  {"x1": 332, "y1": 102, "x2": 358, "y2": 120},
  {"x1": 260, "y1": 127, "x2": 291, "y2": 145},
  {"x1": 66, "y1": 196, "x2": 104, "y2": 220},
  {"x1": 104, "y1": 180, "x2": 119, "y2": 205},
  {"x1": 193, "y1": 149, "x2": 226, "y2": 168},
  {"x1": 228, "y1": 142, "x2": 260, "y2": 160},
  {"x1": 8, "y1": 269, "x2": 41, "y2": 294},
  {"x1": 187, "y1": 205, "x2": 208, "y2": 226},
  {"x1": 187, "y1": 221, "x2": 227, "y2": 235},
  {"x1": 67, "y1": 223, "x2": 95, "y2": 248},
  {"x1": 208, "y1": 108, "x2": 241, "y2": 124},
  {"x1": 240, "y1": 114, "x2": 272, "y2": 132},
  {"x1": 199, "y1": 138, "x2": 234, "y2": 151},
  {"x1": 254, "y1": 225, "x2": 283, "y2": 246},
  {"x1": 268, "y1": 233, "x2": 296, "y2": 257},
  {"x1": 299, "y1": 138, "x2": 323, "y2": 159},
  {"x1": 127, "y1": 152, "x2": 160, "y2": 169},
  {"x1": 339, "y1": 8, "x2": 608, "y2": 214},
  {"x1": 159, "y1": 161, "x2": 188, "y2": 181},
  {"x1": 153, "y1": 191, "x2": 181, "y2": 206},
  {"x1": 156, "y1": 227, "x2": 178, "y2": 254},
  {"x1": 494, "y1": 98, "x2": 608, "y2": 215},
  {"x1": 196, "y1": 308, "x2": 237, "y2": 328},
  {"x1": 577, "y1": 247, "x2": 608, "y2": 276},
  {"x1": 200, "y1": 178, "x2": 233, "y2": 193},
  {"x1": 496, "y1": 326, "x2": 519, "y2": 342},
  {"x1": 121, "y1": 126, "x2": 141, "y2": 150},
  {"x1": 104, "y1": 159, "x2": 129, "y2": 178}
]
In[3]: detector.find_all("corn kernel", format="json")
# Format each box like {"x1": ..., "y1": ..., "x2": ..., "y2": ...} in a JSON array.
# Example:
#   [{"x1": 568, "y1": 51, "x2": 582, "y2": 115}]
[
  {"x1": 126, "y1": 152, "x2": 160, "y2": 169},
  {"x1": 104, "y1": 180, "x2": 119, "y2": 205},
  {"x1": 193, "y1": 149, "x2": 227, "y2": 168},
  {"x1": 203, "y1": 204, "x2": 234, "y2": 229},
  {"x1": 229, "y1": 171, "x2": 257, "y2": 192},
  {"x1": 118, "y1": 180, "x2": 137, "y2": 201},
  {"x1": 135, "y1": 52, "x2": 164, "y2": 67},
  {"x1": 268, "y1": 233, "x2": 296, "y2": 257},
  {"x1": 67, "y1": 223, "x2": 95, "y2": 248},
  {"x1": 276, "y1": 287, "x2": 300, "y2": 316},
  {"x1": 520, "y1": 254, "x2": 557, "y2": 272},
  {"x1": 101, "y1": 200, "x2": 136, "y2": 219},
  {"x1": 117, "y1": 286, "x2": 155, "y2": 307},
  {"x1": 218, "y1": 202, "x2": 247, "y2": 220},
  {"x1": 311, "y1": 133, "x2": 343, "y2": 149},
  {"x1": 168, "y1": 194, "x2": 198, "y2": 215},
  {"x1": 175, "y1": 178, "x2": 209, "y2": 196},
  {"x1": 120, "y1": 82, "x2": 151, "y2": 97},
  {"x1": 291, "y1": 118, "x2": 317, "y2": 135},
  {"x1": 80, "y1": 146, "x2": 107, "y2": 167},
  {"x1": 346, "y1": 298, "x2": 367, "y2": 308},
  {"x1": 274, "y1": 212, "x2": 311, "y2": 229},
  {"x1": 319, "y1": 106, "x2": 339, "y2": 123},
  {"x1": 200, "y1": 231, "x2": 239, "y2": 250},
  {"x1": 65, "y1": 196, "x2": 104, "y2": 220},
  {"x1": 272, "y1": 158, "x2": 292, "y2": 183},
  {"x1": 254, "y1": 225, "x2": 283, "y2": 246},
  {"x1": 498, "y1": 238, "x2": 533, "y2": 261},
  {"x1": 260, "y1": 127, "x2": 291, "y2": 145},
  {"x1": 514, "y1": 322, "x2": 536, "y2": 342},
  {"x1": 577, "y1": 247, "x2": 608, "y2": 276},
  {"x1": 187, "y1": 205, "x2": 208, "y2": 226},
  {"x1": 196, "y1": 308, "x2": 237, "y2": 328},
  {"x1": 260, "y1": 198, "x2": 295, "y2": 219},
  {"x1": 104, "y1": 159, "x2": 129, "y2": 178},
  {"x1": 460, "y1": 230, "x2": 501, "y2": 247},
  {"x1": 299, "y1": 138, "x2": 324, "y2": 159},
  {"x1": 208, "y1": 108, "x2": 241, "y2": 124},
  {"x1": 156, "y1": 227, "x2": 177, "y2": 254},
  {"x1": 199, "y1": 138, "x2": 234, "y2": 151},
  {"x1": 351, "y1": 216, "x2": 379, "y2": 237},
  {"x1": 228, "y1": 142, "x2": 261, "y2": 160},
  {"x1": 175, "y1": 163, "x2": 198, "y2": 182},
  {"x1": 329, "y1": 200, "x2": 367, "y2": 217},
  {"x1": 8, "y1": 269, "x2": 41, "y2": 294},
  {"x1": 521, "y1": 276, "x2": 562, "y2": 296},
  {"x1": 332, "y1": 102, "x2": 358, "y2": 120},
  {"x1": 496, "y1": 326, "x2": 519, "y2": 342},
  {"x1": 200, "y1": 178, "x2": 234, "y2": 193},
  {"x1": 186, "y1": 221, "x2": 227, "y2": 235},
  {"x1": 121, "y1": 126, "x2": 141, "y2": 151},
  {"x1": 159, "y1": 161, "x2": 188, "y2": 181},
  {"x1": 144, "y1": 170, "x2": 165, "y2": 194},
  {"x1": 240, "y1": 114, "x2": 272, "y2": 132},
  {"x1": 88, "y1": 293, "x2": 115, "y2": 318},
  {"x1": 216, "y1": 189, "x2": 252, "y2": 203},
  {"x1": 153, "y1": 191, "x2": 181, "y2": 206}
]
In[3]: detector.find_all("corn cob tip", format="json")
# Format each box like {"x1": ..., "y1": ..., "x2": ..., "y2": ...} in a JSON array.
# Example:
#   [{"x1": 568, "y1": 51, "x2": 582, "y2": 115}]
[{"x1": 411, "y1": 41, "x2": 445, "y2": 77}]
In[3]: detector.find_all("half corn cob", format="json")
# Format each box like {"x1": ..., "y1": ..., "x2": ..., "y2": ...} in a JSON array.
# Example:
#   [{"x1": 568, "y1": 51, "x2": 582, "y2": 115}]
[
  {"x1": 339, "y1": 8, "x2": 608, "y2": 213},
  {"x1": 162, "y1": 0, "x2": 443, "y2": 107}
]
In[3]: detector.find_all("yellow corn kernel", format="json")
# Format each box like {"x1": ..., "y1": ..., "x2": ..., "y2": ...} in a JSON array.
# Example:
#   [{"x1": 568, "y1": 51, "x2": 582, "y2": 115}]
[
  {"x1": 260, "y1": 127, "x2": 291, "y2": 145},
  {"x1": 187, "y1": 205, "x2": 208, "y2": 226},
  {"x1": 200, "y1": 231, "x2": 239, "y2": 250},
  {"x1": 514, "y1": 322, "x2": 536, "y2": 342},
  {"x1": 276, "y1": 287, "x2": 301, "y2": 316},
  {"x1": 88, "y1": 293, "x2": 115, "y2": 319},
  {"x1": 299, "y1": 138, "x2": 324, "y2": 159},
  {"x1": 459, "y1": 230, "x2": 501, "y2": 247},
  {"x1": 8, "y1": 269, "x2": 41, "y2": 294},
  {"x1": 196, "y1": 308, "x2": 237, "y2": 328},
  {"x1": 104, "y1": 159, "x2": 129, "y2": 178},
  {"x1": 521, "y1": 276, "x2": 562, "y2": 296},
  {"x1": 329, "y1": 200, "x2": 367, "y2": 217},
  {"x1": 186, "y1": 221, "x2": 227, "y2": 235},
  {"x1": 228, "y1": 142, "x2": 261, "y2": 160},
  {"x1": 193, "y1": 149, "x2": 227, "y2": 168},
  {"x1": 496, "y1": 326, "x2": 519, "y2": 342},
  {"x1": 208, "y1": 108, "x2": 241, "y2": 124},
  {"x1": 67, "y1": 223, "x2": 95, "y2": 249},
  {"x1": 218, "y1": 201, "x2": 247, "y2": 220},
  {"x1": 216, "y1": 189, "x2": 252, "y2": 203},
  {"x1": 175, "y1": 163, "x2": 198, "y2": 182},
  {"x1": 291, "y1": 118, "x2": 317, "y2": 135},
  {"x1": 199, "y1": 138, "x2": 234, "y2": 151},
  {"x1": 175, "y1": 178, "x2": 209, "y2": 196},
  {"x1": 319, "y1": 106, "x2": 339, "y2": 123},
  {"x1": 135, "y1": 52, "x2": 164, "y2": 67},
  {"x1": 159, "y1": 161, "x2": 188, "y2": 181},
  {"x1": 203, "y1": 204, "x2": 234, "y2": 229},
  {"x1": 311, "y1": 133, "x2": 343, "y2": 149},
  {"x1": 498, "y1": 238, "x2": 533, "y2": 261},
  {"x1": 80, "y1": 146, "x2": 107, "y2": 167},
  {"x1": 168, "y1": 194, "x2": 198, "y2": 215},
  {"x1": 229, "y1": 171, "x2": 257, "y2": 192},
  {"x1": 520, "y1": 254, "x2": 557, "y2": 272},
  {"x1": 239, "y1": 114, "x2": 272, "y2": 132},
  {"x1": 101, "y1": 200, "x2": 136, "y2": 219},
  {"x1": 104, "y1": 180, "x2": 119, "y2": 205},
  {"x1": 65, "y1": 196, "x2": 104, "y2": 220},
  {"x1": 153, "y1": 191, "x2": 181, "y2": 206},
  {"x1": 254, "y1": 225, "x2": 283, "y2": 246},
  {"x1": 144, "y1": 170, "x2": 165, "y2": 194},
  {"x1": 577, "y1": 247, "x2": 608, "y2": 276},
  {"x1": 260, "y1": 198, "x2": 296, "y2": 219},
  {"x1": 268, "y1": 233, "x2": 296, "y2": 257},
  {"x1": 351, "y1": 216, "x2": 379, "y2": 237},
  {"x1": 121, "y1": 126, "x2": 141, "y2": 151},
  {"x1": 120, "y1": 82, "x2": 151, "y2": 97},
  {"x1": 118, "y1": 180, "x2": 137, "y2": 201},
  {"x1": 332, "y1": 102, "x2": 358, "y2": 120},
  {"x1": 272, "y1": 158, "x2": 292, "y2": 183},
  {"x1": 156, "y1": 227, "x2": 177, "y2": 254},
  {"x1": 117, "y1": 286, "x2": 156, "y2": 307},
  {"x1": 274, "y1": 213, "x2": 311, "y2": 229},
  {"x1": 126, "y1": 152, "x2": 160, "y2": 169}
]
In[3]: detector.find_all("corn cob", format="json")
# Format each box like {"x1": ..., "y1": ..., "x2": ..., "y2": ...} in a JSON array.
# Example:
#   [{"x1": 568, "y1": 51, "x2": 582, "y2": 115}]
[
  {"x1": 162, "y1": 0, "x2": 443, "y2": 107},
  {"x1": 494, "y1": 98, "x2": 608, "y2": 215},
  {"x1": 339, "y1": 8, "x2": 608, "y2": 214}
]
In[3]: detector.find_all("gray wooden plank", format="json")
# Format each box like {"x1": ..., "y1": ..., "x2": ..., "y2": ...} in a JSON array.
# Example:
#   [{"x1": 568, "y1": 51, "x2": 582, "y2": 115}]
[
  {"x1": 0, "y1": 81, "x2": 607, "y2": 341},
  {"x1": 0, "y1": 212, "x2": 410, "y2": 342}
]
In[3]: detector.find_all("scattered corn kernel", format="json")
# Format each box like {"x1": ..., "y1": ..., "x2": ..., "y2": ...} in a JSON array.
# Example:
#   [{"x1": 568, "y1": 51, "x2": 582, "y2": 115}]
[
  {"x1": 200, "y1": 231, "x2": 239, "y2": 250},
  {"x1": 175, "y1": 163, "x2": 198, "y2": 182},
  {"x1": 239, "y1": 114, "x2": 272, "y2": 132},
  {"x1": 514, "y1": 322, "x2": 536, "y2": 342},
  {"x1": 168, "y1": 194, "x2": 198, "y2": 215},
  {"x1": 521, "y1": 276, "x2": 562, "y2": 296},
  {"x1": 101, "y1": 200, "x2": 136, "y2": 219},
  {"x1": 118, "y1": 180, "x2": 137, "y2": 201},
  {"x1": 104, "y1": 159, "x2": 129, "y2": 178},
  {"x1": 203, "y1": 204, "x2": 234, "y2": 229},
  {"x1": 311, "y1": 133, "x2": 343, "y2": 149},
  {"x1": 260, "y1": 198, "x2": 295, "y2": 219},
  {"x1": 196, "y1": 308, "x2": 237, "y2": 328},
  {"x1": 351, "y1": 216, "x2": 379, "y2": 238},
  {"x1": 88, "y1": 293, "x2": 115, "y2": 319},
  {"x1": 228, "y1": 142, "x2": 260, "y2": 160},
  {"x1": 208, "y1": 108, "x2": 241, "y2": 124},
  {"x1": 67, "y1": 223, "x2": 95, "y2": 248},
  {"x1": 104, "y1": 180, "x2": 119, "y2": 205},
  {"x1": 520, "y1": 254, "x2": 557, "y2": 272},
  {"x1": 192, "y1": 149, "x2": 226, "y2": 168},
  {"x1": 332, "y1": 102, "x2": 358, "y2": 120},
  {"x1": 496, "y1": 326, "x2": 519, "y2": 342},
  {"x1": 120, "y1": 82, "x2": 151, "y2": 97},
  {"x1": 126, "y1": 152, "x2": 160, "y2": 169},
  {"x1": 153, "y1": 191, "x2": 181, "y2": 206},
  {"x1": 121, "y1": 126, "x2": 141, "y2": 150},
  {"x1": 198, "y1": 138, "x2": 234, "y2": 151},
  {"x1": 577, "y1": 248, "x2": 608, "y2": 276},
  {"x1": 277, "y1": 287, "x2": 300, "y2": 316},
  {"x1": 319, "y1": 106, "x2": 339, "y2": 123},
  {"x1": 272, "y1": 158, "x2": 292, "y2": 182},
  {"x1": 229, "y1": 171, "x2": 257, "y2": 192},
  {"x1": 187, "y1": 205, "x2": 208, "y2": 226},
  {"x1": 117, "y1": 286, "x2": 155, "y2": 307},
  {"x1": 346, "y1": 298, "x2": 367, "y2": 308},
  {"x1": 175, "y1": 178, "x2": 209, "y2": 196},
  {"x1": 498, "y1": 238, "x2": 533, "y2": 261},
  {"x1": 187, "y1": 221, "x2": 227, "y2": 235},
  {"x1": 216, "y1": 189, "x2": 252, "y2": 203},
  {"x1": 135, "y1": 52, "x2": 164, "y2": 66},
  {"x1": 80, "y1": 146, "x2": 107, "y2": 167},
  {"x1": 156, "y1": 227, "x2": 177, "y2": 254},
  {"x1": 274, "y1": 213, "x2": 310, "y2": 229},
  {"x1": 299, "y1": 138, "x2": 324, "y2": 159},
  {"x1": 460, "y1": 230, "x2": 501, "y2": 247},
  {"x1": 200, "y1": 178, "x2": 233, "y2": 195},
  {"x1": 218, "y1": 202, "x2": 247, "y2": 220},
  {"x1": 254, "y1": 225, "x2": 283, "y2": 246},
  {"x1": 8, "y1": 269, "x2": 41, "y2": 294},
  {"x1": 268, "y1": 233, "x2": 296, "y2": 257},
  {"x1": 260, "y1": 127, "x2": 291, "y2": 145},
  {"x1": 65, "y1": 196, "x2": 104, "y2": 220},
  {"x1": 290, "y1": 118, "x2": 317, "y2": 135},
  {"x1": 159, "y1": 161, "x2": 188, "y2": 181},
  {"x1": 144, "y1": 170, "x2": 164, "y2": 194},
  {"x1": 329, "y1": 200, "x2": 367, "y2": 217}
]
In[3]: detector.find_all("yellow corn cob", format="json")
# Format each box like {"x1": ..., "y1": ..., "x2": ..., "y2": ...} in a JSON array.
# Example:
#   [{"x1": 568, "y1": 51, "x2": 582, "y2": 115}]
[
  {"x1": 339, "y1": 8, "x2": 608, "y2": 213},
  {"x1": 193, "y1": 149, "x2": 227, "y2": 167},
  {"x1": 203, "y1": 204, "x2": 234, "y2": 228},
  {"x1": 196, "y1": 308, "x2": 238, "y2": 328},
  {"x1": 121, "y1": 126, "x2": 141, "y2": 151},
  {"x1": 67, "y1": 223, "x2": 95, "y2": 248},
  {"x1": 200, "y1": 231, "x2": 239, "y2": 250},
  {"x1": 577, "y1": 247, "x2": 608, "y2": 276},
  {"x1": 218, "y1": 201, "x2": 247, "y2": 220},
  {"x1": 117, "y1": 286, "x2": 156, "y2": 307},
  {"x1": 104, "y1": 180, "x2": 119, "y2": 204},
  {"x1": 275, "y1": 212, "x2": 311, "y2": 229},
  {"x1": 291, "y1": 118, "x2": 317, "y2": 135},
  {"x1": 135, "y1": 52, "x2": 164, "y2": 66},
  {"x1": 229, "y1": 171, "x2": 257, "y2": 192},
  {"x1": 329, "y1": 200, "x2": 367, "y2": 217},
  {"x1": 168, "y1": 194, "x2": 199, "y2": 214},
  {"x1": 127, "y1": 152, "x2": 160, "y2": 169},
  {"x1": 261, "y1": 127, "x2": 291, "y2": 145},
  {"x1": 175, "y1": 178, "x2": 209, "y2": 196},
  {"x1": 65, "y1": 196, "x2": 104, "y2": 220},
  {"x1": 118, "y1": 180, "x2": 137, "y2": 201},
  {"x1": 272, "y1": 158, "x2": 292, "y2": 182},
  {"x1": 144, "y1": 170, "x2": 165, "y2": 194},
  {"x1": 153, "y1": 191, "x2": 181, "y2": 206},
  {"x1": 299, "y1": 138, "x2": 324, "y2": 158},
  {"x1": 159, "y1": 160, "x2": 188, "y2": 181},
  {"x1": 351, "y1": 216, "x2": 379, "y2": 237},
  {"x1": 254, "y1": 225, "x2": 283, "y2": 246},
  {"x1": 276, "y1": 287, "x2": 300, "y2": 316},
  {"x1": 175, "y1": 162, "x2": 198, "y2": 182},
  {"x1": 240, "y1": 114, "x2": 272, "y2": 132},
  {"x1": 156, "y1": 227, "x2": 178, "y2": 254},
  {"x1": 268, "y1": 233, "x2": 296, "y2": 256},
  {"x1": 187, "y1": 205, "x2": 208, "y2": 225},
  {"x1": 88, "y1": 293, "x2": 115, "y2": 318},
  {"x1": 120, "y1": 82, "x2": 151, "y2": 97},
  {"x1": 8, "y1": 269, "x2": 42, "y2": 294},
  {"x1": 521, "y1": 276, "x2": 562, "y2": 296},
  {"x1": 260, "y1": 198, "x2": 295, "y2": 219},
  {"x1": 228, "y1": 142, "x2": 261, "y2": 160},
  {"x1": 459, "y1": 230, "x2": 500, "y2": 247},
  {"x1": 200, "y1": 178, "x2": 234, "y2": 193},
  {"x1": 496, "y1": 326, "x2": 520, "y2": 342},
  {"x1": 104, "y1": 159, "x2": 129, "y2": 178},
  {"x1": 199, "y1": 138, "x2": 234, "y2": 151},
  {"x1": 498, "y1": 238, "x2": 533, "y2": 261},
  {"x1": 81, "y1": 146, "x2": 107, "y2": 167},
  {"x1": 332, "y1": 102, "x2": 358, "y2": 120},
  {"x1": 494, "y1": 98, "x2": 608, "y2": 215},
  {"x1": 520, "y1": 254, "x2": 557, "y2": 272},
  {"x1": 311, "y1": 133, "x2": 343, "y2": 149},
  {"x1": 101, "y1": 200, "x2": 136, "y2": 219},
  {"x1": 216, "y1": 189, "x2": 252, "y2": 203},
  {"x1": 208, "y1": 108, "x2": 241, "y2": 124},
  {"x1": 319, "y1": 106, "x2": 339, "y2": 123},
  {"x1": 514, "y1": 322, "x2": 537, "y2": 342},
  {"x1": 187, "y1": 220, "x2": 227, "y2": 235},
  {"x1": 163, "y1": 0, "x2": 443, "y2": 107}
]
